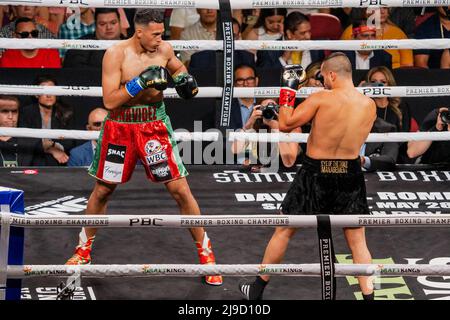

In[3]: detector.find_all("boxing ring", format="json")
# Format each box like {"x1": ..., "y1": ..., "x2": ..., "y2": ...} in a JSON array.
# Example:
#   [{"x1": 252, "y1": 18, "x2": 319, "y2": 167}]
[
  {"x1": 1, "y1": 0, "x2": 450, "y2": 301},
  {"x1": 2, "y1": 166, "x2": 450, "y2": 300}
]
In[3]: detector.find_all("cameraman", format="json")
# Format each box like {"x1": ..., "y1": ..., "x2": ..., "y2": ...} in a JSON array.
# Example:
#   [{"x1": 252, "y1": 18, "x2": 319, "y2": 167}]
[
  {"x1": 229, "y1": 64, "x2": 260, "y2": 131},
  {"x1": 231, "y1": 99, "x2": 300, "y2": 170},
  {"x1": 407, "y1": 107, "x2": 450, "y2": 165},
  {"x1": 360, "y1": 117, "x2": 399, "y2": 171}
]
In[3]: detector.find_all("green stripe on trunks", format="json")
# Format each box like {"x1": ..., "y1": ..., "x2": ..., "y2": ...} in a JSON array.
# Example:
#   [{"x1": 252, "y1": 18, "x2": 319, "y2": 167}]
[
  {"x1": 88, "y1": 122, "x2": 105, "y2": 177},
  {"x1": 163, "y1": 116, "x2": 188, "y2": 178}
]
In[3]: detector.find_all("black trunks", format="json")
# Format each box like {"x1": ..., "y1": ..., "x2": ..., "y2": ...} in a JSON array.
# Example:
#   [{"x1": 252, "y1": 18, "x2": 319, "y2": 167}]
[{"x1": 281, "y1": 155, "x2": 370, "y2": 215}]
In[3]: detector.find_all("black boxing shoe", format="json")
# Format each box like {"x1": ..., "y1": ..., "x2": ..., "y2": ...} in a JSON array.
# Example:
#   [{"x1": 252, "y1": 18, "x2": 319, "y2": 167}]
[{"x1": 238, "y1": 277, "x2": 267, "y2": 300}]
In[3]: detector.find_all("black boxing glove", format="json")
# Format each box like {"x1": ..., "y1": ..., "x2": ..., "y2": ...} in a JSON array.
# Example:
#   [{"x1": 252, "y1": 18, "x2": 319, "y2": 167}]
[
  {"x1": 125, "y1": 65, "x2": 168, "y2": 97},
  {"x1": 279, "y1": 64, "x2": 307, "y2": 109},
  {"x1": 173, "y1": 72, "x2": 199, "y2": 99}
]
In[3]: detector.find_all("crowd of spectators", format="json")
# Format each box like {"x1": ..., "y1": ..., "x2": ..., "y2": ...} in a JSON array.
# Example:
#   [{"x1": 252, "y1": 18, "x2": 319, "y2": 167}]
[
  {"x1": 0, "y1": 5, "x2": 448, "y2": 69},
  {"x1": 0, "y1": 5, "x2": 449, "y2": 168}
]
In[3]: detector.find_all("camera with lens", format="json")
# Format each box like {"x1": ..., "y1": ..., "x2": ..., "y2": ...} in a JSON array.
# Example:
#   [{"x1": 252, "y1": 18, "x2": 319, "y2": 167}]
[
  {"x1": 315, "y1": 71, "x2": 324, "y2": 86},
  {"x1": 260, "y1": 102, "x2": 280, "y2": 120},
  {"x1": 440, "y1": 110, "x2": 450, "y2": 124}
]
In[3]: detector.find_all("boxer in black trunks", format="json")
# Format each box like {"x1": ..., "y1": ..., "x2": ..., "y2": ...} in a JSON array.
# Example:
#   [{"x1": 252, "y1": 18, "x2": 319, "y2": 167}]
[{"x1": 239, "y1": 52, "x2": 377, "y2": 300}]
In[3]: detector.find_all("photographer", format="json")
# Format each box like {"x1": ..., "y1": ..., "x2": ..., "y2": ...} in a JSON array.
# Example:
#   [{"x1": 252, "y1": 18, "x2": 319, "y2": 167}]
[
  {"x1": 229, "y1": 64, "x2": 260, "y2": 131},
  {"x1": 407, "y1": 107, "x2": 450, "y2": 165},
  {"x1": 360, "y1": 117, "x2": 400, "y2": 172},
  {"x1": 231, "y1": 99, "x2": 301, "y2": 171}
]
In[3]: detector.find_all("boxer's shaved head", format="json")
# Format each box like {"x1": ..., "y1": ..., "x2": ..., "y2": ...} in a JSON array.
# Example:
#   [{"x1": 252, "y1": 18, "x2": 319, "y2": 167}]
[
  {"x1": 320, "y1": 52, "x2": 353, "y2": 89},
  {"x1": 321, "y1": 52, "x2": 352, "y2": 78}
]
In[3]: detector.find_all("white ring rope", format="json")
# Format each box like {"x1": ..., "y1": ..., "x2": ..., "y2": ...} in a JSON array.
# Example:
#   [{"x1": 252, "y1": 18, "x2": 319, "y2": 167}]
[
  {"x1": 1, "y1": 85, "x2": 449, "y2": 98},
  {"x1": 1, "y1": 39, "x2": 449, "y2": 51},
  {"x1": 1, "y1": 127, "x2": 450, "y2": 143},
  {"x1": 2, "y1": 213, "x2": 450, "y2": 228},
  {"x1": 1, "y1": 0, "x2": 447, "y2": 9},
  {"x1": 7, "y1": 264, "x2": 450, "y2": 278},
  {"x1": 229, "y1": 131, "x2": 450, "y2": 143},
  {"x1": 0, "y1": 128, "x2": 219, "y2": 142}
]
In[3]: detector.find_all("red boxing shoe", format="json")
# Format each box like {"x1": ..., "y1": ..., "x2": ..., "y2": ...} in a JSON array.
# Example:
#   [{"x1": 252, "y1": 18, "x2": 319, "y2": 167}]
[
  {"x1": 66, "y1": 233, "x2": 95, "y2": 265},
  {"x1": 196, "y1": 232, "x2": 223, "y2": 286}
]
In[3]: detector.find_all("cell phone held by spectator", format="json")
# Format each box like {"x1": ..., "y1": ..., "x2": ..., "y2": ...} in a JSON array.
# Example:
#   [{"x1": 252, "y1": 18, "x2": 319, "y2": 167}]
[{"x1": 245, "y1": 15, "x2": 258, "y2": 26}]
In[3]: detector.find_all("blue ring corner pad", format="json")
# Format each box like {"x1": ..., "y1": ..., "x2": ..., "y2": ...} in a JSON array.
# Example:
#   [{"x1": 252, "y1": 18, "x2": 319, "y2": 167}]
[{"x1": 0, "y1": 187, "x2": 24, "y2": 300}]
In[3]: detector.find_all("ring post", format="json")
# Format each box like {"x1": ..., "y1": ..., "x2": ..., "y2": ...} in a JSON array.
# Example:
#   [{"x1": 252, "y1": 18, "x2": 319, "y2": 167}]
[
  {"x1": 316, "y1": 215, "x2": 336, "y2": 300},
  {"x1": 0, "y1": 187, "x2": 24, "y2": 300}
]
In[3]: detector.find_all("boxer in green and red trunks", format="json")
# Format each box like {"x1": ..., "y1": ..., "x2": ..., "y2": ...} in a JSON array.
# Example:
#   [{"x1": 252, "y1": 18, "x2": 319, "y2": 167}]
[
  {"x1": 66, "y1": 9, "x2": 222, "y2": 286},
  {"x1": 89, "y1": 101, "x2": 187, "y2": 184}
]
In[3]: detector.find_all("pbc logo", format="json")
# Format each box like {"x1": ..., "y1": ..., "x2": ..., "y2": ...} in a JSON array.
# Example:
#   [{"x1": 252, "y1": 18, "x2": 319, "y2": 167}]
[
  {"x1": 129, "y1": 218, "x2": 163, "y2": 226},
  {"x1": 145, "y1": 140, "x2": 167, "y2": 165},
  {"x1": 359, "y1": 0, "x2": 386, "y2": 5},
  {"x1": 362, "y1": 87, "x2": 391, "y2": 96},
  {"x1": 106, "y1": 144, "x2": 126, "y2": 163}
]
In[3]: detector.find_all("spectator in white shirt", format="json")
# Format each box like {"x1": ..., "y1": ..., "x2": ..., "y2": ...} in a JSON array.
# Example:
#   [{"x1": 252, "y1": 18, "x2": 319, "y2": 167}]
[
  {"x1": 169, "y1": 8, "x2": 199, "y2": 40},
  {"x1": 179, "y1": 9, "x2": 217, "y2": 65}
]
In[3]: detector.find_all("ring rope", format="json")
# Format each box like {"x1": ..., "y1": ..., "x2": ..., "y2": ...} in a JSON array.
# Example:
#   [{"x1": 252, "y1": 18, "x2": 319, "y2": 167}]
[
  {"x1": 2, "y1": 127, "x2": 450, "y2": 143},
  {"x1": 1, "y1": 39, "x2": 449, "y2": 51},
  {"x1": 0, "y1": 128, "x2": 219, "y2": 142},
  {"x1": 7, "y1": 264, "x2": 450, "y2": 278},
  {"x1": 1, "y1": 85, "x2": 449, "y2": 98},
  {"x1": 1, "y1": 0, "x2": 448, "y2": 298},
  {"x1": 229, "y1": 131, "x2": 450, "y2": 143},
  {"x1": 1, "y1": 0, "x2": 446, "y2": 9},
  {"x1": 2, "y1": 213, "x2": 450, "y2": 228}
]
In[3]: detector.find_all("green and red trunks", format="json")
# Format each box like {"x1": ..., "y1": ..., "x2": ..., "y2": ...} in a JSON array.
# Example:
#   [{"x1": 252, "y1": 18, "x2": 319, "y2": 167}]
[{"x1": 89, "y1": 102, "x2": 188, "y2": 184}]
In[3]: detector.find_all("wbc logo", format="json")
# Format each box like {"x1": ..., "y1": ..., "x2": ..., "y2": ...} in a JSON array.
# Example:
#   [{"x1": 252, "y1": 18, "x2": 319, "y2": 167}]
[{"x1": 145, "y1": 140, "x2": 168, "y2": 165}]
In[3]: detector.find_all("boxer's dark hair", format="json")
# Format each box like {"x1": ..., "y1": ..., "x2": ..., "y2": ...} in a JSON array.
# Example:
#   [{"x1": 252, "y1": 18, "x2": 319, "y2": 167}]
[{"x1": 134, "y1": 9, "x2": 165, "y2": 25}]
